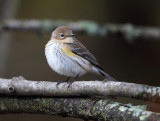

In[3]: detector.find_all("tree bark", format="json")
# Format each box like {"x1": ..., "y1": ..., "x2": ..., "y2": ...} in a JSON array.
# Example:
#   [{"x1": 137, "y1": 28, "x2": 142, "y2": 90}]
[
  {"x1": 0, "y1": 77, "x2": 160, "y2": 103},
  {"x1": 0, "y1": 96, "x2": 159, "y2": 121}
]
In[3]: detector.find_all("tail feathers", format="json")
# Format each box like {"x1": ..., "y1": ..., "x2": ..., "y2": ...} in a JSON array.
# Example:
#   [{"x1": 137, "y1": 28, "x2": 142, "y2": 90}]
[{"x1": 98, "y1": 69, "x2": 117, "y2": 82}]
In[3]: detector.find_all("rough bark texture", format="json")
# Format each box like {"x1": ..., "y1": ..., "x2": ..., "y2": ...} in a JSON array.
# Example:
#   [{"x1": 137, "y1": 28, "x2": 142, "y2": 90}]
[
  {"x1": 0, "y1": 77, "x2": 160, "y2": 103},
  {"x1": 0, "y1": 96, "x2": 160, "y2": 121},
  {"x1": 1, "y1": 20, "x2": 160, "y2": 42}
]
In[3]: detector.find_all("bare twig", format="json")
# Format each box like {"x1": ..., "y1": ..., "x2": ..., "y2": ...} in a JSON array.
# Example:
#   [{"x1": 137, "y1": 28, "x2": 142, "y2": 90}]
[
  {"x1": 1, "y1": 20, "x2": 160, "y2": 42},
  {"x1": 0, "y1": 96, "x2": 159, "y2": 121},
  {"x1": 0, "y1": 76, "x2": 160, "y2": 103}
]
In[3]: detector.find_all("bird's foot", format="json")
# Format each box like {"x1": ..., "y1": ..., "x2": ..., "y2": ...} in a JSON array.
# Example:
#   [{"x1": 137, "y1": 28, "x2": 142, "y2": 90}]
[
  {"x1": 102, "y1": 79, "x2": 109, "y2": 83},
  {"x1": 67, "y1": 80, "x2": 75, "y2": 88},
  {"x1": 56, "y1": 80, "x2": 65, "y2": 86},
  {"x1": 67, "y1": 74, "x2": 79, "y2": 88},
  {"x1": 56, "y1": 77, "x2": 71, "y2": 87}
]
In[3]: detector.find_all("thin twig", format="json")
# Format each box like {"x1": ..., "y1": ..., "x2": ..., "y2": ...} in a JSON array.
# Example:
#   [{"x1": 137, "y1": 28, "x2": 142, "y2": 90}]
[{"x1": 1, "y1": 20, "x2": 160, "y2": 42}]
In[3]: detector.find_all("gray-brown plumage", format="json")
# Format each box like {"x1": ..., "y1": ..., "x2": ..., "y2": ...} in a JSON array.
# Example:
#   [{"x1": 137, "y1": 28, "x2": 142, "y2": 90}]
[
  {"x1": 67, "y1": 37, "x2": 117, "y2": 81},
  {"x1": 45, "y1": 26, "x2": 117, "y2": 87}
]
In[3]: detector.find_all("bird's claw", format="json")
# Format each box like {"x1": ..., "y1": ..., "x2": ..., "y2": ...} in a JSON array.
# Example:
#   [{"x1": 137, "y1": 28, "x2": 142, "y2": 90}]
[
  {"x1": 67, "y1": 80, "x2": 75, "y2": 88},
  {"x1": 103, "y1": 79, "x2": 109, "y2": 82}
]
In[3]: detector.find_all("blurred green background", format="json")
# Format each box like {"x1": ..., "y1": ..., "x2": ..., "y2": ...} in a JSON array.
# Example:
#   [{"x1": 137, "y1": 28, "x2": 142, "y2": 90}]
[{"x1": 0, "y1": 0, "x2": 160, "y2": 121}]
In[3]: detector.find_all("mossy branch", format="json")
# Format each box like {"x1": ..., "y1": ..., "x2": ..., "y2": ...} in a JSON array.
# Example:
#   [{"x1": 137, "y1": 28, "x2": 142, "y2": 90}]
[
  {"x1": 0, "y1": 96, "x2": 160, "y2": 121},
  {"x1": 1, "y1": 20, "x2": 160, "y2": 42},
  {"x1": 0, "y1": 76, "x2": 160, "y2": 103}
]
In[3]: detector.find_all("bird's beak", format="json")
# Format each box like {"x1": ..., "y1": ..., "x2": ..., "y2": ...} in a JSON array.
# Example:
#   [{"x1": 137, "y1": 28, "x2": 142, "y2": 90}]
[{"x1": 66, "y1": 34, "x2": 74, "y2": 37}]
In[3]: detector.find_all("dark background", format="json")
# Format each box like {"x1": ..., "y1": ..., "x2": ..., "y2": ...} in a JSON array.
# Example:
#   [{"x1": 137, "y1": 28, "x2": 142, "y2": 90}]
[{"x1": 0, "y1": 0, "x2": 160, "y2": 121}]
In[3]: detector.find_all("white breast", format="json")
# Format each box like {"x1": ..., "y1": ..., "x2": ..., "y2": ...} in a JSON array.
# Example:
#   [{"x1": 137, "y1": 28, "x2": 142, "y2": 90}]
[{"x1": 45, "y1": 40, "x2": 90, "y2": 77}]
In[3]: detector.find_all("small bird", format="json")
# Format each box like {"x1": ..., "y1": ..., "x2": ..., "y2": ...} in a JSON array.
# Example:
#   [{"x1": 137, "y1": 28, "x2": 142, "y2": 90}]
[{"x1": 45, "y1": 26, "x2": 117, "y2": 87}]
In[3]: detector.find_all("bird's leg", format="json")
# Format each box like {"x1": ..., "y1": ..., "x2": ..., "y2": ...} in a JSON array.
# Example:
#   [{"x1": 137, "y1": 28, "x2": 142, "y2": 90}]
[
  {"x1": 57, "y1": 77, "x2": 71, "y2": 86},
  {"x1": 67, "y1": 74, "x2": 79, "y2": 88}
]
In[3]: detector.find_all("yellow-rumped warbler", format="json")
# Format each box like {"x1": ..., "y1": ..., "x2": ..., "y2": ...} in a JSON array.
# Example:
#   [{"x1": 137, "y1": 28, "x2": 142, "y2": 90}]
[{"x1": 45, "y1": 26, "x2": 117, "y2": 87}]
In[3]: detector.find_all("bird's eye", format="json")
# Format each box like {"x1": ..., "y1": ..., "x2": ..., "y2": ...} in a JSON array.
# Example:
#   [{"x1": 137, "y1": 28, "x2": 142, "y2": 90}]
[{"x1": 60, "y1": 33, "x2": 64, "y2": 38}]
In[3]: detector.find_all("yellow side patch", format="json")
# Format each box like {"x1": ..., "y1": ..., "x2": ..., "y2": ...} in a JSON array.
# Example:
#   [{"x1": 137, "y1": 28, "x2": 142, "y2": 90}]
[{"x1": 62, "y1": 46, "x2": 77, "y2": 57}]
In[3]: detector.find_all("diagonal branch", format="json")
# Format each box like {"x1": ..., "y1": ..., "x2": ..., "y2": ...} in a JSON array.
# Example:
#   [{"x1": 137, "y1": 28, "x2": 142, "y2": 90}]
[
  {"x1": 0, "y1": 76, "x2": 160, "y2": 104},
  {"x1": 0, "y1": 96, "x2": 160, "y2": 121}
]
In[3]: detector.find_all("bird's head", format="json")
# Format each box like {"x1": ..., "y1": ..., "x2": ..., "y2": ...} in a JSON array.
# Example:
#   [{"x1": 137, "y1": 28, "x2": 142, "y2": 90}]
[{"x1": 51, "y1": 26, "x2": 75, "y2": 43}]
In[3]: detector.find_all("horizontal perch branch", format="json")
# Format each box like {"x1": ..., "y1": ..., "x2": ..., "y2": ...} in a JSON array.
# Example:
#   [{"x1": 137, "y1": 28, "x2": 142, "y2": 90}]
[
  {"x1": 1, "y1": 20, "x2": 160, "y2": 42},
  {"x1": 0, "y1": 77, "x2": 160, "y2": 103},
  {"x1": 0, "y1": 96, "x2": 159, "y2": 121}
]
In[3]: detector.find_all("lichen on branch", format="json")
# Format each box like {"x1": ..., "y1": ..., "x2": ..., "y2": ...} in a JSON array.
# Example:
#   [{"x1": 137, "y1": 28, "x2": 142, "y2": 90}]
[
  {"x1": 0, "y1": 96, "x2": 159, "y2": 121},
  {"x1": 1, "y1": 20, "x2": 160, "y2": 42},
  {"x1": 0, "y1": 77, "x2": 160, "y2": 103}
]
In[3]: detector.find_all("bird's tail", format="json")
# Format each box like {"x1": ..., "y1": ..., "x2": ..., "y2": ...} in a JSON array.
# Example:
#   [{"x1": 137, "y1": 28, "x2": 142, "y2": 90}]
[{"x1": 98, "y1": 69, "x2": 117, "y2": 82}]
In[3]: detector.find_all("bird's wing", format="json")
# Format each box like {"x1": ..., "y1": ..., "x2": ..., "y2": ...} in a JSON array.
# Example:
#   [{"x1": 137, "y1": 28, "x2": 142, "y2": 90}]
[
  {"x1": 67, "y1": 37, "x2": 118, "y2": 81},
  {"x1": 67, "y1": 37, "x2": 103, "y2": 70}
]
